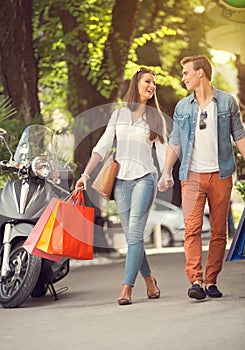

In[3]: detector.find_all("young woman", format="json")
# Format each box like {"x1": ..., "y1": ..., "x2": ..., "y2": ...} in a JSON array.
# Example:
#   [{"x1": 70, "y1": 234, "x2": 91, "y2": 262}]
[{"x1": 76, "y1": 67, "x2": 168, "y2": 305}]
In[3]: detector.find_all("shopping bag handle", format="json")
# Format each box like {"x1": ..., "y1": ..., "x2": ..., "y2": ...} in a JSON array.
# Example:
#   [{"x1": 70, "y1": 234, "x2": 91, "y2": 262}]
[
  {"x1": 65, "y1": 189, "x2": 85, "y2": 206},
  {"x1": 72, "y1": 189, "x2": 85, "y2": 206}
]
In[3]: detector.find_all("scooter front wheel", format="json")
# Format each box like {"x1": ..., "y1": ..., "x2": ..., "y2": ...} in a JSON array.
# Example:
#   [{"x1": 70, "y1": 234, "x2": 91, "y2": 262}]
[{"x1": 0, "y1": 240, "x2": 42, "y2": 308}]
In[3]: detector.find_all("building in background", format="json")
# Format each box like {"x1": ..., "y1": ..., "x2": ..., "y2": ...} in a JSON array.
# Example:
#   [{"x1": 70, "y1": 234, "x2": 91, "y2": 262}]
[{"x1": 204, "y1": 0, "x2": 245, "y2": 63}]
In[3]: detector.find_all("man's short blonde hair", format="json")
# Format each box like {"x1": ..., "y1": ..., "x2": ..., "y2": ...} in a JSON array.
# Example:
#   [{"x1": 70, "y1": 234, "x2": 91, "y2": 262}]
[{"x1": 181, "y1": 55, "x2": 212, "y2": 81}]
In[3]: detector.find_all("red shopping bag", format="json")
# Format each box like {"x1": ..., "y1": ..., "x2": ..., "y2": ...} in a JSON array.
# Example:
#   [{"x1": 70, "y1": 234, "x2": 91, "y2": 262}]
[
  {"x1": 23, "y1": 198, "x2": 63, "y2": 262},
  {"x1": 36, "y1": 190, "x2": 94, "y2": 260}
]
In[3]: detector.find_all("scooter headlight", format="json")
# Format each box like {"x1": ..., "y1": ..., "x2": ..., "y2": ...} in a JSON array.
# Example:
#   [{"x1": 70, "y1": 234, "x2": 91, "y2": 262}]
[{"x1": 31, "y1": 156, "x2": 51, "y2": 178}]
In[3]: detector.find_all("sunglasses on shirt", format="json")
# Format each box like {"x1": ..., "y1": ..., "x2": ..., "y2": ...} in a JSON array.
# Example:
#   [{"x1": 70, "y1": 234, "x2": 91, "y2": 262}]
[{"x1": 199, "y1": 111, "x2": 207, "y2": 130}]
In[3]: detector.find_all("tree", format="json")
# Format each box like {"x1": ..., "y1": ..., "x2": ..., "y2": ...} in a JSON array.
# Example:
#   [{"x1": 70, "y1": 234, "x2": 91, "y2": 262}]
[
  {"x1": 58, "y1": 0, "x2": 141, "y2": 113},
  {"x1": 33, "y1": 0, "x2": 143, "y2": 172},
  {"x1": 56, "y1": 0, "x2": 141, "y2": 171},
  {"x1": 0, "y1": 0, "x2": 218, "y2": 173},
  {"x1": 0, "y1": 0, "x2": 41, "y2": 123}
]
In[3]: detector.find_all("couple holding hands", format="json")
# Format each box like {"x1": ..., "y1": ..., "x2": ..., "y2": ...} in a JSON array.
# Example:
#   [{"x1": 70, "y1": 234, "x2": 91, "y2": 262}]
[{"x1": 76, "y1": 55, "x2": 245, "y2": 305}]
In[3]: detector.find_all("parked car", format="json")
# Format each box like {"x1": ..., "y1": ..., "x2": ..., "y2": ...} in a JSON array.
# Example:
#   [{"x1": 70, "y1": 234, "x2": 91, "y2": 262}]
[{"x1": 144, "y1": 198, "x2": 211, "y2": 247}]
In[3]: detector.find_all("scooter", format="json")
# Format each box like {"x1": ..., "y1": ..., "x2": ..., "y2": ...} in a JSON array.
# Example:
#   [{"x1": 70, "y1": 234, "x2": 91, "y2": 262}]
[{"x1": 0, "y1": 124, "x2": 76, "y2": 308}]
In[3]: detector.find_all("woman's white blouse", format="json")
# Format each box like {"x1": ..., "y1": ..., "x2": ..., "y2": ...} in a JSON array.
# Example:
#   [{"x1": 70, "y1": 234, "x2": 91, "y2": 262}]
[{"x1": 92, "y1": 107, "x2": 167, "y2": 180}]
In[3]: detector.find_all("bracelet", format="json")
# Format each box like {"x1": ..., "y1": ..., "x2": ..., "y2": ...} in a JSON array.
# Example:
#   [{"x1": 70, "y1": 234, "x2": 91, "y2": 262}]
[{"x1": 81, "y1": 173, "x2": 90, "y2": 179}]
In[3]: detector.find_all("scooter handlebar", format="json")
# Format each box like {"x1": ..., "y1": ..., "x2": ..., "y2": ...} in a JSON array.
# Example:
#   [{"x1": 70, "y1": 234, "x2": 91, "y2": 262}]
[{"x1": 0, "y1": 160, "x2": 19, "y2": 173}]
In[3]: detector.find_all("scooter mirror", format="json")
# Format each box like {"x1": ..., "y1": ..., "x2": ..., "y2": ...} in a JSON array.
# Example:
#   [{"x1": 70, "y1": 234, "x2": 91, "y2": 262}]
[
  {"x1": 0, "y1": 128, "x2": 7, "y2": 140},
  {"x1": 0, "y1": 128, "x2": 14, "y2": 162}
]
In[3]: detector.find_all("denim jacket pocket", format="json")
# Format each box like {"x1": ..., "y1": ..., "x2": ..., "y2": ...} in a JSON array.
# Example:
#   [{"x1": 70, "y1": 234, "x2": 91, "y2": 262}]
[
  {"x1": 175, "y1": 114, "x2": 191, "y2": 135},
  {"x1": 218, "y1": 112, "x2": 231, "y2": 134},
  {"x1": 176, "y1": 114, "x2": 190, "y2": 122}
]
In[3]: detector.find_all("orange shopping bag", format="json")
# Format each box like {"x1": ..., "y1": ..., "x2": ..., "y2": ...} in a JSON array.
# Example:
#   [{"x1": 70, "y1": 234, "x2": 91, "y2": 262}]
[
  {"x1": 23, "y1": 198, "x2": 63, "y2": 262},
  {"x1": 35, "y1": 199, "x2": 60, "y2": 253},
  {"x1": 36, "y1": 190, "x2": 94, "y2": 260}
]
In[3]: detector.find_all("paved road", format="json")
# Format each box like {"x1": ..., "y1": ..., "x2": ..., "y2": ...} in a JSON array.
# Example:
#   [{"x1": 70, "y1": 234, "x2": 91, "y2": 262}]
[{"x1": 0, "y1": 249, "x2": 244, "y2": 350}]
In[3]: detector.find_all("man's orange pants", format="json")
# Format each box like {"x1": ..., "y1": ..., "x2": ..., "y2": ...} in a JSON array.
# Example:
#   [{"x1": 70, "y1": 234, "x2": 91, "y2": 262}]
[{"x1": 181, "y1": 172, "x2": 232, "y2": 285}]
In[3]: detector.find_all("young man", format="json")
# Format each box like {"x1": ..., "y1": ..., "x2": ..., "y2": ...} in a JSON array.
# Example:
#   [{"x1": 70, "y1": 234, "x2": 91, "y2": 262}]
[{"x1": 158, "y1": 55, "x2": 245, "y2": 300}]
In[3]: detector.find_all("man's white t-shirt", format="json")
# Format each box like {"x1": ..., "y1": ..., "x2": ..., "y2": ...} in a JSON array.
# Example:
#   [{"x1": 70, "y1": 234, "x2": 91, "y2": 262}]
[{"x1": 189, "y1": 101, "x2": 219, "y2": 173}]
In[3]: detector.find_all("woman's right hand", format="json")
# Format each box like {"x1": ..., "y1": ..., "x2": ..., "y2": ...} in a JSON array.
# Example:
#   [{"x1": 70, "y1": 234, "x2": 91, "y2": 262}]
[
  {"x1": 75, "y1": 153, "x2": 101, "y2": 190},
  {"x1": 75, "y1": 174, "x2": 90, "y2": 190}
]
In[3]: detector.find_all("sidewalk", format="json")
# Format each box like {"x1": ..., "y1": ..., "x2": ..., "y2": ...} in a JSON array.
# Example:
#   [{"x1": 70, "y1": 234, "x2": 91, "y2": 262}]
[
  {"x1": 1, "y1": 248, "x2": 244, "y2": 350},
  {"x1": 65, "y1": 248, "x2": 245, "y2": 350}
]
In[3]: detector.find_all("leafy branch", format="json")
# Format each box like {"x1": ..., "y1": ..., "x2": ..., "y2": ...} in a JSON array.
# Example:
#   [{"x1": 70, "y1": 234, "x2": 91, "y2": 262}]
[{"x1": 235, "y1": 181, "x2": 245, "y2": 202}]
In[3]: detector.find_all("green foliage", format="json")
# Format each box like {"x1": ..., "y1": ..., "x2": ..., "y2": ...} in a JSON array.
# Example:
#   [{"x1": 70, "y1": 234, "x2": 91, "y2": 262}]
[
  {"x1": 235, "y1": 181, "x2": 245, "y2": 202},
  {"x1": 30, "y1": 0, "x2": 239, "y2": 124},
  {"x1": 32, "y1": 0, "x2": 213, "y2": 119},
  {"x1": 0, "y1": 95, "x2": 16, "y2": 120},
  {"x1": 234, "y1": 145, "x2": 245, "y2": 180},
  {"x1": 0, "y1": 96, "x2": 19, "y2": 160},
  {"x1": 212, "y1": 71, "x2": 235, "y2": 93},
  {"x1": 33, "y1": 0, "x2": 69, "y2": 121},
  {"x1": 0, "y1": 96, "x2": 21, "y2": 188},
  {"x1": 33, "y1": 0, "x2": 115, "y2": 116},
  {"x1": 0, "y1": 174, "x2": 12, "y2": 189},
  {"x1": 0, "y1": 96, "x2": 43, "y2": 187}
]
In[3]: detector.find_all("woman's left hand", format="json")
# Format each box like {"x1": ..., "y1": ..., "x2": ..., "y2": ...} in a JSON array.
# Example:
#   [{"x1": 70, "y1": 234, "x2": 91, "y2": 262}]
[{"x1": 157, "y1": 171, "x2": 174, "y2": 192}]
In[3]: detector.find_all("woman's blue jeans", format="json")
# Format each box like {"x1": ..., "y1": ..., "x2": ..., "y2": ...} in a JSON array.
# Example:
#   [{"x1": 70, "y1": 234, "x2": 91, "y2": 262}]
[{"x1": 114, "y1": 173, "x2": 157, "y2": 286}]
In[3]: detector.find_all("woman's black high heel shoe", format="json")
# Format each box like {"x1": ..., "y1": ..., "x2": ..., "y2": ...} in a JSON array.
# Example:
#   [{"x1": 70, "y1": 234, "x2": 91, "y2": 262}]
[{"x1": 147, "y1": 278, "x2": 160, "y2": 299}]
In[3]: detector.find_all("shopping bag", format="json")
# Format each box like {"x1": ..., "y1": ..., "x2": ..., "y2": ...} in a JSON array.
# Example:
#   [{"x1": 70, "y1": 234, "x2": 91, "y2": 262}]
[
  {"x1": 23, "y1": 198, "x2": 63, "y2": 262},
  {"x1": 34, "y1": 199, "x2": 60, "y2": 253},
  {"x1": 91, "y1": 109, "x2": 121, "y2": 200},
  {"x1": 226, "y1": 208, "x2": 245, "y2": 261},
  {"x1": 36, "y1": 190, "x2": 94, "y2": 260}
]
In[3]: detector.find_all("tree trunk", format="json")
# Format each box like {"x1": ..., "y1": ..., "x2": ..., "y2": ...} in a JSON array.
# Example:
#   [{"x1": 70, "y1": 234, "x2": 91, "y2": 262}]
[
  {"x1": 0, "y1": 0, "x2": 40, "y2": 122},
  {"x1": 57, "y1": 5, "x2": 108, "y2": 117},
  {"x1": 57, "y1": 7, "x2": 109, "y2": 184},
  {"x1": 99, "y1": 0, "x2": 141, "y2": 101}
]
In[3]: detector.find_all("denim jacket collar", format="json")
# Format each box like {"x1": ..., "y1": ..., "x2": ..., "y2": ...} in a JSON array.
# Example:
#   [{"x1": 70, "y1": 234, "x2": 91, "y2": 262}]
[{"x1": 189, "y1": 86, "x2": 219, "y2": 105}]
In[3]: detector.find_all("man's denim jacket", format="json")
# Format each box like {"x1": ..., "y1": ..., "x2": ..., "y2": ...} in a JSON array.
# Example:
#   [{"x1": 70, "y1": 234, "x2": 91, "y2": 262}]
[{"x1": 169, "y1": 87, "x2": 245, "y2": 180}]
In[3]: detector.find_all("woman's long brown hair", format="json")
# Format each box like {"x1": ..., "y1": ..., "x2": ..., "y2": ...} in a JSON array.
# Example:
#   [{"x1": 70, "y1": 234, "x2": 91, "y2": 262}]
[{"x1": 123, "y1": 67, "x2": 165, "y2": 143}]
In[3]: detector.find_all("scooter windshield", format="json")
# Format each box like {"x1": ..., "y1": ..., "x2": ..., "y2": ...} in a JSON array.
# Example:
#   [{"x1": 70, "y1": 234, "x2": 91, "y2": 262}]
[{"x1": 14, "y1": 125, "x2": 59, "y2": 176}]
